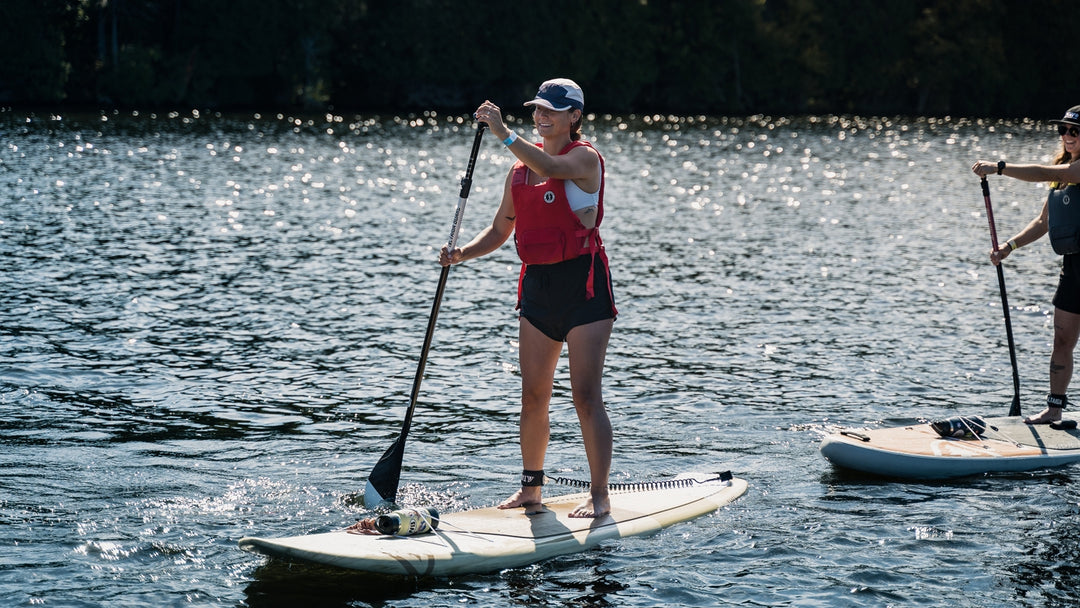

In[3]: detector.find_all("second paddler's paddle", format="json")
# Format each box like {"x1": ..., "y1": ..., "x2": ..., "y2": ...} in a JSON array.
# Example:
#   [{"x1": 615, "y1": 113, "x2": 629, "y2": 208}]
[
  {"x1": 980, "y1": 176, "x2": 1022, "y2": 417},
  {"x1": 365, "y1": 122, "x2": 487, "y2": 508}
]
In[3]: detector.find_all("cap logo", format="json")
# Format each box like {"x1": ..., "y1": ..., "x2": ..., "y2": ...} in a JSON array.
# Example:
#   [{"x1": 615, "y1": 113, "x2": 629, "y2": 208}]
[{"x1": 1068, "y1": 111, "x2": 1080, "y2": 121}]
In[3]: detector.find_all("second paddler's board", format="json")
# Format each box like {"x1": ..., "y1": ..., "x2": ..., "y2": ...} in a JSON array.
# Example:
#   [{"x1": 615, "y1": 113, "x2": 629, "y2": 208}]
[
  {"x1": 820, "y1": 415, "x2": 1080, "y2": 479},
  {"x1": 239, "y1": 472, "x2": 747, "y2": 576}
]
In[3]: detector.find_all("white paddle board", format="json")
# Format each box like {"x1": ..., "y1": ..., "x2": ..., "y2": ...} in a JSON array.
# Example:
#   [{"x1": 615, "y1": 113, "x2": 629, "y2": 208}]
[
  {"x1": 239, "y1": 472, "x2": 747, "y2": 576},
  {"x1": 820, "y1": 415, "x2": 1080, "y2": 479}
]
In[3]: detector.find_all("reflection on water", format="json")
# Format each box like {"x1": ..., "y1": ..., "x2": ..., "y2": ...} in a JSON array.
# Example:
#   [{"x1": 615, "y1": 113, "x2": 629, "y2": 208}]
[{"x1": 2, "y1": 109, "x2": 1079, "y2": 606}]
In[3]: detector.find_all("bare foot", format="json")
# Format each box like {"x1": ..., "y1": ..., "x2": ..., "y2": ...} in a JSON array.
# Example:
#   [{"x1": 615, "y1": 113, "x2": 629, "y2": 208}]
[
  {"x1": 1024, "y1": 407, "x2": 1063, "y2": 425},
  {"x1": 569, "y1": 492, "x2": 610, "y2": 518},
  {"x1": 498, "y1": 487, "x2": 542, "y2": 510}
]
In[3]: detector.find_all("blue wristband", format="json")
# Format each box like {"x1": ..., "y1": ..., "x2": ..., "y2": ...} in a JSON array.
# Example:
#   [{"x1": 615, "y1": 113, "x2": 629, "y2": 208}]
[{"x1": 503, "y1": 132, "x2": 518, "y2": 147}]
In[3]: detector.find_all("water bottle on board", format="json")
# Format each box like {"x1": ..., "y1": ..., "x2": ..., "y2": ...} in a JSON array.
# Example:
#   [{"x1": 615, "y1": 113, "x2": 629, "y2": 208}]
[
  {"x1": 930, "y1": 415, "x2": 986, "y2": 439},
  {"x1": 375, "y1": 507, "x2": 440, "y2": 536}
]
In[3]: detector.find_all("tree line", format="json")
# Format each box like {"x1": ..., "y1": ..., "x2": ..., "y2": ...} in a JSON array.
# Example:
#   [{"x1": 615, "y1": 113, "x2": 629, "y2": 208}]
[{"x1": 3, "y1": 0, "x2": 1078, "y2": 118}]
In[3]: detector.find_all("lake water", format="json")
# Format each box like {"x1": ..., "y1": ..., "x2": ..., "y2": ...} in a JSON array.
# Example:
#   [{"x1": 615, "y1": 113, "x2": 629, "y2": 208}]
[{"x1": 3, "y1": 109, "x2": 1079, "y2": 607}]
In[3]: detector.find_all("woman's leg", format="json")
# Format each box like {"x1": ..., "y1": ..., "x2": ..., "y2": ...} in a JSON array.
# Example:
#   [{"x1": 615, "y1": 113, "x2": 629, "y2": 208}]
[
  {"x1": 1027, "y1": 308, "x2": 1080, "y2": 423},
  {"x1": 498, "y1": 318, "x2": 562, "y2": 509},
  {"x1": 565, "y1": 318, "x2": 613, "y2": 517}
]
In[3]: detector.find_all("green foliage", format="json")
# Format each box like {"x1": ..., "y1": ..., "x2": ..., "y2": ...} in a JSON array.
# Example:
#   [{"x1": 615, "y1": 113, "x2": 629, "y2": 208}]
[
  {"x1": 99, "y1": 45, "x2": 170, "y2": 106},
  {"x1": 0, "y1": 0, "x2": 72, "y2": 104},
  {"x1": 8, "y1": 0, "x2": 1080, "y2": 116}
]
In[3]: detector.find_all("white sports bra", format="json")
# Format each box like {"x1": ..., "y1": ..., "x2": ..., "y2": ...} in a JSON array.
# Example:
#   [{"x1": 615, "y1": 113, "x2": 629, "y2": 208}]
[{"x1": 565, "y1": 166, "x2": 601, "y2": 211}]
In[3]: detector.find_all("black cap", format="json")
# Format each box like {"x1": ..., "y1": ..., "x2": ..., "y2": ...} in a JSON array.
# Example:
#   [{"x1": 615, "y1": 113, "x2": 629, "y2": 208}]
[{"x1": 1051, "y1": 105, "x2": 1080, "y2": 126}]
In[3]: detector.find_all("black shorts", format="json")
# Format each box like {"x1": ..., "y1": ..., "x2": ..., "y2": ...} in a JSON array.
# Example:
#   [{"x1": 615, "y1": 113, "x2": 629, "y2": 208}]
[
  {"x1": 1054, "y1": 254, "x2": 1080, "y2": 314},
  {"x1": 519, "y1": 255, "x2": 616, "y2": 342}
]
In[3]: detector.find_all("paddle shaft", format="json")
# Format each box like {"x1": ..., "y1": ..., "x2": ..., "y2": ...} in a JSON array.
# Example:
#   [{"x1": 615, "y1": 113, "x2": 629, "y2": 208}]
[
  {"x1": 980, "y1": 177, "x2": 1022, "y2": 417},
  {"x1": 405, "y1": 123, "x2": 487, "y2": 412},
  {"x1": 365, "y1": 123, "x2": 487, "y2": 506}
]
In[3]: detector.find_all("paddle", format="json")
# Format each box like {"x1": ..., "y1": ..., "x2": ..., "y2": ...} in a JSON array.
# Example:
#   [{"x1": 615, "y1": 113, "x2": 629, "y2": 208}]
[
  {"x1": 364, "y1": 122, "x2": 488, "y2": 508},
  {"x1": 980, "y1": 176, "x2": 1022, "y2": 417}
]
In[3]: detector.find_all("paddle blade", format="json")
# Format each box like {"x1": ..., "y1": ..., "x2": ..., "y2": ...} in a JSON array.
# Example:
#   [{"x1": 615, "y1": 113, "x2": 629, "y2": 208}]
[{"x1": 364, "y1": 439, "x2": 404, "y2": 508}]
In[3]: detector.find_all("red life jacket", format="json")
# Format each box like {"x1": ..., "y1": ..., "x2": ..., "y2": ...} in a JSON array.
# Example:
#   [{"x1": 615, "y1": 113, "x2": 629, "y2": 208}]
[{"x1": 511, "y1": 140, "x2": 611, "y2": 302}]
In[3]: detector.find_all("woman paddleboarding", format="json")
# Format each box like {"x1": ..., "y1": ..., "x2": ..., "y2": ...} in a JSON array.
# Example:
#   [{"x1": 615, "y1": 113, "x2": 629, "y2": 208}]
[
  {"x1": 973, "y1": 104, "x2": 1080, "y2": 426},
  {"x1": 440, "y1": 78, "x2": 617, "y2": 518}
]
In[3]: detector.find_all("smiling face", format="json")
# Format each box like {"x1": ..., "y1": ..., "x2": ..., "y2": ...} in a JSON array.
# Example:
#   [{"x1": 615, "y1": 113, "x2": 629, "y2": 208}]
[
  {"x1": 1062, "y1": 124, "x2": 1080, "y2": 160},
  {"x1": 532, "y1": 106, "x2": 581, "y2": 139}
]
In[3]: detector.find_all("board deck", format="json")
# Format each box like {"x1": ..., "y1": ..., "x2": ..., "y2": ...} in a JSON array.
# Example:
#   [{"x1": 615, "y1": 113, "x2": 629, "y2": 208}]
[
  {"x1": 820, "y1": 415, "x2": 1080, "y2": 479},
  {"x1": 239, "y1": 472, "x2": 748, "y2": 576}
]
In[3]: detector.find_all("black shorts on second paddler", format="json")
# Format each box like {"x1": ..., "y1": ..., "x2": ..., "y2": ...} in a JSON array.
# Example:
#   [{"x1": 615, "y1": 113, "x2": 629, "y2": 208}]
[{"x1": 1054, "y1": 254, "x2": 1080, "y2": 314}]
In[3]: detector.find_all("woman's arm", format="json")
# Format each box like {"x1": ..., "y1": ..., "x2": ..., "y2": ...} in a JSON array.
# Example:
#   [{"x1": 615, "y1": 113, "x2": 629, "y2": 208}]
[
  {"x1": 440, "y1": 170, "x2": 516, "y2": 266},
  {"x1": 973, "y1": 160, "x2": 1080, "y2": 183},
  {"x1": 992, "y1": 200, "x2": 1049, "y2": 265},
  {"x1": 1010, "y1": 199, "x2": 1050, "y2": 246},
  {"x1": 508, "y1": 138, "x2": 600, "y2": 184},
  {"x1": 477, "y1": 100, "x2": 600, "y2": 185}
]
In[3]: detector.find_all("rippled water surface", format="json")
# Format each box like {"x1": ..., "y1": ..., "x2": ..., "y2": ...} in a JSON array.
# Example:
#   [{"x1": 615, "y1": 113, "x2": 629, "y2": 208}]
[{"x1": 4, "y1": 109, "x2": 1080, "y2": 607}]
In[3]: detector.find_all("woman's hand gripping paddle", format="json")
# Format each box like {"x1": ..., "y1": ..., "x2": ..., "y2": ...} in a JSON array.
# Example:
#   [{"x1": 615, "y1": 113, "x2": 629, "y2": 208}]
[
  {"x1": 364, "y1": 123, "x2": 488, "y2": 508},
  {"x1": 981, "y1": 177, "x2": 1022, "y2": 417}
]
